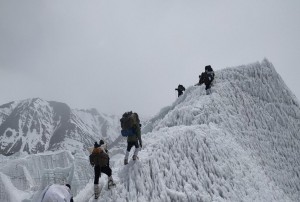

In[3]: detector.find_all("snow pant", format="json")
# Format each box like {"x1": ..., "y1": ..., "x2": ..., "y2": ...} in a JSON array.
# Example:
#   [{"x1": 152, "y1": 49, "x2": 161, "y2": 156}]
[
  {"x1": 205, "y1": 81, "x2": 212, "y2": 90},
  {"x1": 177, "y1": 91, "x2": 183, "y2": 97},
  {"x1": 94, "y1": 165, "x2": 112, "y2": 184},
  {"x1": 125, "y1": 141, "x2": 140, "y2": 160},
  {"x1": 205, "y1": 81, "x2": 212, "y2": 95}
]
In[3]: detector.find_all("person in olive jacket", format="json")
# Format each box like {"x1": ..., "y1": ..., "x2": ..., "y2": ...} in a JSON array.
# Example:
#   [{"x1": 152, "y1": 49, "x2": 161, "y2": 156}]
[{"x1": 124, "y1": 123, "x2": 142, "y2": 165}]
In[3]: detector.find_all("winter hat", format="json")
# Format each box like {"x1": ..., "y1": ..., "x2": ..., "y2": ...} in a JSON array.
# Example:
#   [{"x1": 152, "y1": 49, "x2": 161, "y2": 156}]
[
  {"x1": 65, "y1": 184, "x2": 71, "y2": 190},
  {"x1": 94, "y1": 142, "x2": 100, "y2": 148},
  {"x1": 99, "y1": 140, "x2": 104, "y2": 145},
  {"x1": 205, "y1": 65, "x2": 212, "y2": 71}
]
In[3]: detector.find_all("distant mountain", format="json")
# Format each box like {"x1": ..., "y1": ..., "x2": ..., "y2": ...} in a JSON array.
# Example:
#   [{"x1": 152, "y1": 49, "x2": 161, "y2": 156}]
[{"x1": 0, "y1": 98, "x2": 121, "y2": 155}]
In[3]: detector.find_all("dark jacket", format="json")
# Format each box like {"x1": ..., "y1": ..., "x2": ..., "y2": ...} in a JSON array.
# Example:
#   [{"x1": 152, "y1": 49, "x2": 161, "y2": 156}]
[
  {"x1": 89, "y1": 147, "x2": 109, "y2": 167},
  {"x1": 205, "y1": 71, "x2": 214, "y2": 86},
  {"x1": 197, "y1": 67, "x2": 214, "y2": 87},
  {"x1": 175, "y1": 85, "x2": 185, "y2": 97}
]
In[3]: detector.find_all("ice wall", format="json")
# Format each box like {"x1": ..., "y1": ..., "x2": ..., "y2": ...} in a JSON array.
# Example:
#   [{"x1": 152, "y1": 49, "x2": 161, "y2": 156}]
[{"x1": 0, "y1": 151, "x2": 93, "y2": 202}]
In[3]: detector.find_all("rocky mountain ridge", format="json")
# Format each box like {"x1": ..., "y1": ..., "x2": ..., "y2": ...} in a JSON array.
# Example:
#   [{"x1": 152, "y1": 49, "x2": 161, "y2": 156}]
[{"x1": 0, "y1": 98, "x2": 121, "y2": 155}]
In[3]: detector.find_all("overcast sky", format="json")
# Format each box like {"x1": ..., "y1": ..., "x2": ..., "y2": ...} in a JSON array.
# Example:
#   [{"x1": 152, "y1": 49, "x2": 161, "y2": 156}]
[{"x1": 0, "y1": 0, "x2": 300, "y2": 117}]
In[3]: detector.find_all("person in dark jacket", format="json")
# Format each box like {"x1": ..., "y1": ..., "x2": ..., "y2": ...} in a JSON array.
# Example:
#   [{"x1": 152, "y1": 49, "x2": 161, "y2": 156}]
[
  {"x1": 196, "y1": 65, "x2": 215, "y2": 95},
  {"x1": 124, "y1": 124, "x2": 142, "y2": 165},
  {"x1": 175, "y1": 84, "x2": 186, "y2": 97},
  {"x1": 90, "y1": 141, "x2": 115, "y2": 199}
]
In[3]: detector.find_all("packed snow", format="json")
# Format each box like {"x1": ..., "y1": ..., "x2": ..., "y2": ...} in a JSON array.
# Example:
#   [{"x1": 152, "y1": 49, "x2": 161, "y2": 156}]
[{"x1": 0, "y1": 59, "x2": 300, "y2": 202}]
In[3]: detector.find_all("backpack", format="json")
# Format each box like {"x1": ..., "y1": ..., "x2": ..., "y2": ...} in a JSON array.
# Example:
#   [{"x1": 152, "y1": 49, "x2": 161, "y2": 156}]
[
  {"x1": 205, "y1": 65, "x2": 214, "y2": 81},
  {"x1": 199, "y1": 72, "x2": 207, "y2": 85},
  {"x1": 120, "y1": 111, "x2": 140, "y2": 137},
  {"x1": 89, "y1": 151, "x2": 109, "y2": 167},
  {"x1": 121, "y1": 128, "x2": 136, "y2": 137}
]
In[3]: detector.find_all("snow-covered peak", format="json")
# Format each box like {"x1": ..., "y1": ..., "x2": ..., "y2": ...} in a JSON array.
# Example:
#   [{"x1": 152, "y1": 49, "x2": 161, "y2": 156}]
[
  {"x1": 143, "y1": 59, "x2": 299, "y2": 133},
  {"x1": 0, "y1": 98, "x2": 121, "y2": 156},
  {"x1": 0, "y1": 101, "x2": 20, "y2": 124}
]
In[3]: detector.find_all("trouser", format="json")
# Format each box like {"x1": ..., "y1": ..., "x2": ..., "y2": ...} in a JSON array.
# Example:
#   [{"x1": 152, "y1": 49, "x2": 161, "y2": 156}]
[
  {"x1": 205, "y1": 82, "x2": 212, "y2": 90},
  {"x1": 205, "y1": 82, "x2": 212, "y2": 95},
  {"x1": 94, "y1": 165, "x2": 112, "y2": 184},
  {"x1": 177, "y1": 91, "x2": 183, "y2": 97},
  {"x1": 125, "y1": 141, "x2": 140, "y2": 159}
]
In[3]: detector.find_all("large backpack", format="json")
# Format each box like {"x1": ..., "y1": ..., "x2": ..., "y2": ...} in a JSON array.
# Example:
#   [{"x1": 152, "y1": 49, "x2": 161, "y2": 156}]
[
  {"x1": 120, "y1": 111, "x2": 140, "y2": 137},
  {"x1": 89, "y1": 151, "x2": 109, "y2": 167},
  {"x1": 199, "y1": 72, "x2": 207, "y2": 85}
]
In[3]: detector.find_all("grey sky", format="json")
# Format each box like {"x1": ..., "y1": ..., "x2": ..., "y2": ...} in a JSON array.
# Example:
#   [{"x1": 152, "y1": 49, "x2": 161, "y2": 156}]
[{"x1": 1, "y1": 0, "x2": 300, "y2": 116}]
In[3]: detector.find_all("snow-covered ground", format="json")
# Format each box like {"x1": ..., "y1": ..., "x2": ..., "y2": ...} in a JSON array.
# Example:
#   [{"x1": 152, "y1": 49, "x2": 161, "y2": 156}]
[{"x1": 1, "y1": 59, "x2": 300, "y2": 202}]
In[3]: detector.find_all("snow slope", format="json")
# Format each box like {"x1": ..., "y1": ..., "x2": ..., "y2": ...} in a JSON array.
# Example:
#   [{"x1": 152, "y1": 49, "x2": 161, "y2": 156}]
[
  {"x1": 1, "y1": 59, "x2": 300, "y2": 202},
  {"x1": 74, "y1": 59, "x2": 300, "y2": 202}
]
